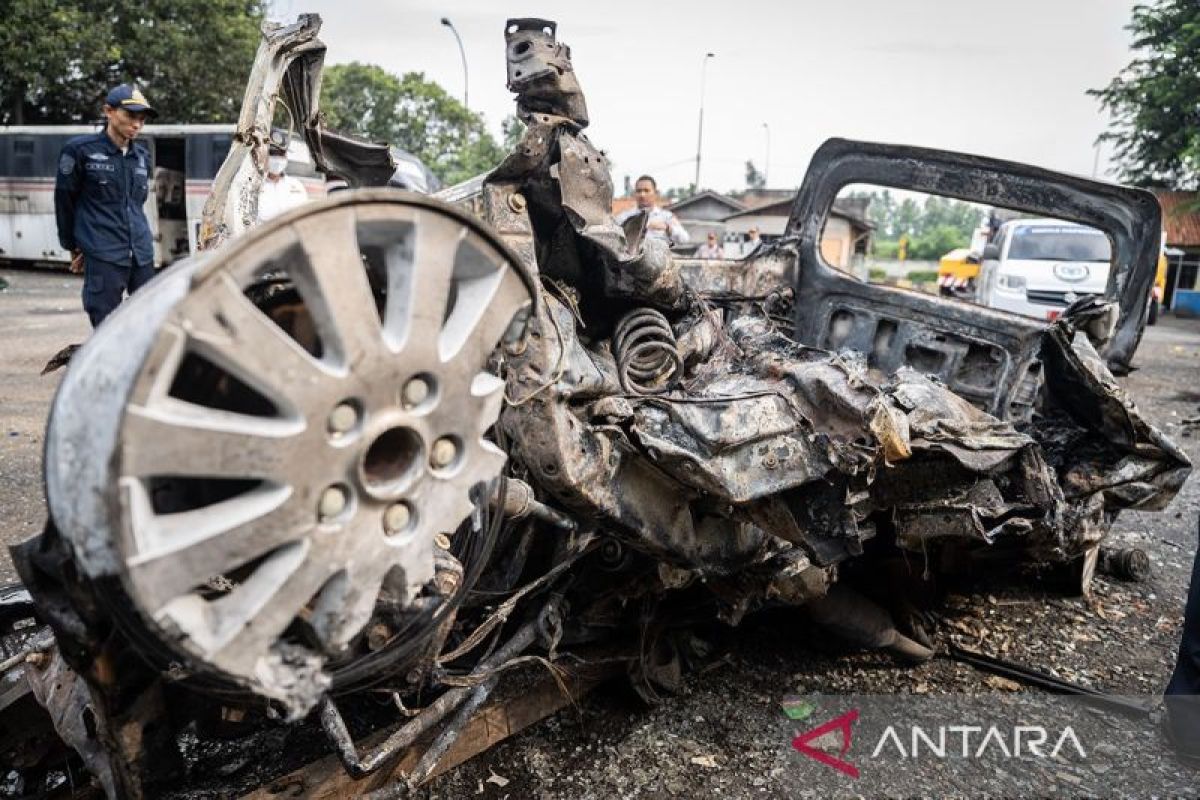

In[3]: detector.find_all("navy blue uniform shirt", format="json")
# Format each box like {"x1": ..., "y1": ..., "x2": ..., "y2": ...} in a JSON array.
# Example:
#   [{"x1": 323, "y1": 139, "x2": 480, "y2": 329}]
[{"x1": 54, "y1": 131, "x2": 154, "y2": 266}]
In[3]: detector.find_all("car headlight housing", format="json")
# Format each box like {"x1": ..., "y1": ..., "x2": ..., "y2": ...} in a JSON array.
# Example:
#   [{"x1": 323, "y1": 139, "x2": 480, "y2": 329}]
[{"x1": 996, "y1": 274, "x2": 1026, "y2": 291}]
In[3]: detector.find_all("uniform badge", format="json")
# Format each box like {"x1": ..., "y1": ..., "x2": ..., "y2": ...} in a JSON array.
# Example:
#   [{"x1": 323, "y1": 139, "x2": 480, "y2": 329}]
[{"x1": 59, "y1": 153, "x2": 75, "y2": 175}]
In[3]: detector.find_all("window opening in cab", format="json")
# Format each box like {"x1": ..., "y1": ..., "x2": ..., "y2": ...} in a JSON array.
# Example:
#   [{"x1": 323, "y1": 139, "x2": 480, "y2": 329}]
[
  {"x1": 830, "y1": 183, "x2": 990, "y2": 294},
  {"x1": 828, "y1": 184, "x2": 1114, "y2": 322}
]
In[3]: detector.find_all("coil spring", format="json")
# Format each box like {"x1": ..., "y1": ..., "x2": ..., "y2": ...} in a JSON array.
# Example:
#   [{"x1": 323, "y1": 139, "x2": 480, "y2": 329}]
[{"x1": 613, "y1": 308, "x2": 684, "y2": 395}]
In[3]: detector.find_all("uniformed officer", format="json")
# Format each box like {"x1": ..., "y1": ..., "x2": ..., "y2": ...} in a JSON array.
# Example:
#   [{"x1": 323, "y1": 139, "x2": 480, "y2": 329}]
[{"x1": 54, "y1": 84, "x2": 157, "y2": 328}]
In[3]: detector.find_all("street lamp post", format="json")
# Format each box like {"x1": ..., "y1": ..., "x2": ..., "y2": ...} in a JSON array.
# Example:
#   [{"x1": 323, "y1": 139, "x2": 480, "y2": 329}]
[
  {"x1": 762, "y1": 122, "x2": 771, "y2": 188},
  {"x1": 440, "y1": 17, "x2": 469, "y2": 108},
  {"x1": 694, "y1": 52, "x2": 714, "y2": 190}
]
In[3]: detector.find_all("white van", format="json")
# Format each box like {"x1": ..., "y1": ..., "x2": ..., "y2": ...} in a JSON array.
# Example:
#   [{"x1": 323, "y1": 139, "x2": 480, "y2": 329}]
[{"x1": 977, "y1": 218, "x2": 1111, "y2": 320}]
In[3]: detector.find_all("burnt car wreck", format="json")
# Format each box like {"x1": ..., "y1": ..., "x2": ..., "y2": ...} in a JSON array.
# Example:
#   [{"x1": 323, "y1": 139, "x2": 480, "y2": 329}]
[{"x1": 1, "y1": 15, "x2": 1191, "y2": 798}]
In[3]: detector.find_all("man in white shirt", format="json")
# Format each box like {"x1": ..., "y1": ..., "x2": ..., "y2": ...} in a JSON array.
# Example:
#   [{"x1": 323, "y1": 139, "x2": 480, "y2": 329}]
[
  {"x1": 257, "y1": 138, "x2": 309, "y2": 223},
  {"x1": 696, "y1": 232, "x2": 723, "y2": 258},
  {"x1": 744, "y1": 227, "x2": 763, "y2": 256},
  {"x1": 614, "y1": 175, "x2": 689, "y2": 246}
]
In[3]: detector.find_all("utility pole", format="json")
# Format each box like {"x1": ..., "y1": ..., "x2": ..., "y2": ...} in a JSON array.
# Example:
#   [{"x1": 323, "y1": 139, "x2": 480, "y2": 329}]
[
  {"x1": 694, "y1": 52, "x2": 714, "y2": 190},
  {"x1": 441, "y1": 17, "x2": 469, "y2": 108}
]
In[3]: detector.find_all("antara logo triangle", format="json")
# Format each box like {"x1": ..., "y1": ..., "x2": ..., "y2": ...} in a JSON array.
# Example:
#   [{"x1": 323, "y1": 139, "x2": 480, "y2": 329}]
[{"x1": 791, "y1": 708, "x2": 860, "y2": 778}]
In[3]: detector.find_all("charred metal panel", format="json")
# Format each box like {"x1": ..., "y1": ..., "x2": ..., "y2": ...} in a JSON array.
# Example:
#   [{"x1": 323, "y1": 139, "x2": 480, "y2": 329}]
[{"x1": 787, "y1": 139, "x2": 1163, "y2": 409}]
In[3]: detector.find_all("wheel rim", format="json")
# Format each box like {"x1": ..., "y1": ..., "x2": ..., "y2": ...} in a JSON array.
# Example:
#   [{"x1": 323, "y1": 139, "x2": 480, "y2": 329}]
[{"x1": 49, "y1": 191, "x2": 532, "y2": 709}]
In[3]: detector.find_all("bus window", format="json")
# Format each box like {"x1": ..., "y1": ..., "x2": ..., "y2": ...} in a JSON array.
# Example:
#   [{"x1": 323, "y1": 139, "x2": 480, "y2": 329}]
[
  {"x1": 184, "y1": 133, "x2": 231, "y2": 181},
  {"x1": 2, "y1": 134, "x2": 75, "y2": 179},
  {"x1": 12, "y1": 138, "x2": 35, "y2": 177}
]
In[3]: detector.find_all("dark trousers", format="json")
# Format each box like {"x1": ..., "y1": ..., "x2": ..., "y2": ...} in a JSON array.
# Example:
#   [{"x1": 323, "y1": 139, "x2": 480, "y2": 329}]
[
  {"x1": 1166, "y1": 515, "x2": 1200, "y2": 747},
  {"x1": 82, "y1": 255, "x2": 155, "y2": 328}
]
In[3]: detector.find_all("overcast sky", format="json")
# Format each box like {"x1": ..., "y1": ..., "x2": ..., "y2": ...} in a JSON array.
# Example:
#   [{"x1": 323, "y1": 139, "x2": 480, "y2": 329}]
[{"x1": 271, "y1": 0, "x2": 1138, "y2": 194}]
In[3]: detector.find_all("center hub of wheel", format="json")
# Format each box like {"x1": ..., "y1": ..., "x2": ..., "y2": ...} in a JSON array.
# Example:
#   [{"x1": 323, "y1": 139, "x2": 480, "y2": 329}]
[{"x1": 360, "y1": 425, "x2": 424, "y2": 498}]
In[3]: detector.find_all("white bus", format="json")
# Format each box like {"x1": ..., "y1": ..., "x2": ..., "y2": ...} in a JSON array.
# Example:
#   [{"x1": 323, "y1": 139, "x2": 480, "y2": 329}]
[{"x1": 0, "y1": 124, "x2": 326, "y2": 269}]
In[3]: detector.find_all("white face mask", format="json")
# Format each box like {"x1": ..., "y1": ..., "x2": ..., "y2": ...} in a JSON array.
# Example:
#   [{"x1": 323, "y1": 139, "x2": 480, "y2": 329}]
[{"x1": 267, "y1": 155, "x2": 288, "y2": 175}]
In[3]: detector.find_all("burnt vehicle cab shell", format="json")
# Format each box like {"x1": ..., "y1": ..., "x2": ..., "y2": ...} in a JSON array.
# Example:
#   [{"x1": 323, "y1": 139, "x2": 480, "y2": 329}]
[{"x1": 784, "y1": 139, "x2": 1161, "y2": 419}]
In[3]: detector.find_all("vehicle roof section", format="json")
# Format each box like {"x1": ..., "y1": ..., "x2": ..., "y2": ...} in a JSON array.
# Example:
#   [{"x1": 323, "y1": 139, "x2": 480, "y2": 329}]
[{"x1": 1005, "y1": 218, "x2": 1106, "y2": 229}]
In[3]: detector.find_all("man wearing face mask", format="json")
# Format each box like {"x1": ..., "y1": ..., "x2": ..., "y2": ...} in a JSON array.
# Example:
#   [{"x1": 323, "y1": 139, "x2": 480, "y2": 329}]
[{"x1": 257, "y1": 132, "x2": 309, "y2": 223}]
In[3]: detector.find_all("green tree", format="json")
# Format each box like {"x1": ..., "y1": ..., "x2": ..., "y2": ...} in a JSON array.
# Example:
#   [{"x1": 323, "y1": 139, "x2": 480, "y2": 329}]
[
  {"x1": 321, "y1": 64, "x2": 506, "y2": 185},
  {"x1": 501, "y1": 114, "x2": 525, "y2": 149},
  {"x1": 114, "y1": 0, "x2": 266, "y2": 124},
  {"x1": 909, "y1": 224, "x2": 969, "y2": 261},
  {"x1": 0, "y1": 0, "x2": 266, "y2": 125},
  {"x1": 0, "y1": 0, "x2": 115, "y2": 124},
  {"x1": 1089, "y1": 0, "x2": 1200, "y2": 188},
  {"x1": 872, "y1": 239, "x2": 900, "y2": 259},
  {"x1": 745, "y1": 160, "x2": 765, "y2": 190},
  {"x1": 661, "y1": 183, "x2": 697, "y2": 202},
  {"x1": 850, "y1": 189, "x2": 981, "y2": 258},
  {"x1": 850, "y1": 188, "x2": 978, "y2": 240},
  {"x1": 318, "y1": 63, "x2": 404, "y2": 144},
  {"x1": 922, "y1": 195, "x2": 984, "y2": 235},
  {"x1": 859, "y1": 188, "x2": 896, "y2": 236},
  {"x1": 894, "y1": 197, "x2": 922, "y2": 237}
]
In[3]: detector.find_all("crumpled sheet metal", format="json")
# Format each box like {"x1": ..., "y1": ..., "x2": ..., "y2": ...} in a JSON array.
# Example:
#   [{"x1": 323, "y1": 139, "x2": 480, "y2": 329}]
[
  {"x1": 23, "y1": 650, "x2": 117, "y2": 798},
  {"x1": 502, "y1": 283, "x2": 1103, "y2": 572},
  {"x1": 489, "y1": 19, "x2": 1189, "y2": 576},
  {"x1": 888, "y1": 369, "x2": 1036, "y2": 472},
  {"x1": 1038, "y1": 322, "x2": 1191, "y2": 510},
  {"x1": 643, "y1": 315, "x2": 1080, "y2": 558},
  {"x1": 678, "y1": 253, "x2": 797, "y2": 299},
  {"x1": 8, "y1": 17, "x2": 1190, "y2": 800},
  {"x1": 501, "y1": 296, "x2": 775, "y2": 572},
  {"x1": 629, "y1": 388, "x2": 830, "y2": 503},
  {"x1": 493, "y1": 21, "x2": 688, "y2": 313},
  {"x1": 555, "y1": 130, "x2": 686, "y2": 310},
  {"x1": 504, "y1": 18, "x2": 588, "y2": 126}
]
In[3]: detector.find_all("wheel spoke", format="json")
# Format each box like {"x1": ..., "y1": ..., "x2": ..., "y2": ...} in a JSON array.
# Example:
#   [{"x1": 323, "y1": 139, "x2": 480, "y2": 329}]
[
  {"x1": 462, "y1": 442, "x2": 507, "y2": 493},
  {"x1": 387, "y1": 212, "x2": 466, "y2": 358},
  {"x1": 290, "y1": 209, "x2": 383, "y2": 368},
  {"x1": 126, "y1": 481, "x2": 308, "y2": 610},
  {"x1": 470, "y1": 372, "x2": 507, "y2": 432},
  {"x1": 207, "y1": 539, "x2": 335, "y2": 666},
  {"x1": 421, "y1": 475, "x2": 484, "y2": 536},
  {"x1": 121, "y1": 398, "x2": 302, "y2": 480},
  {"x1": 184, "y1": 274, "x2": 328, "y2": 414},
  {"x1": 441, "y1": 266, "x2": 531, "y2": 370},
  {"x1": 309, "y1": 560, "x2": 389, "y2": 652}
]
